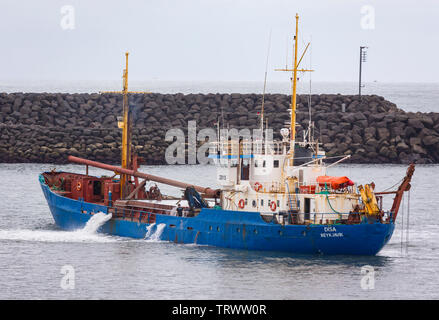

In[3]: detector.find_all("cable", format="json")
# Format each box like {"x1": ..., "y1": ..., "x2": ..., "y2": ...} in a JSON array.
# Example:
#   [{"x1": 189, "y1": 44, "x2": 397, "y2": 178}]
[
  {"x1": 401, "y1": 192, "x2": 404, "y2": 254},
  {"x1": 406, "y1": 189, "x2": 410, "y2": 254}
]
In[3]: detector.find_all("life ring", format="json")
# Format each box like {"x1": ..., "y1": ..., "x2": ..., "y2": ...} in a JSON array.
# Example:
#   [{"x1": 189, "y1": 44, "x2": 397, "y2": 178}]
[
  {"x1": 76, "y1": 181, "x2": 82, "y2": 191},
  {"x1": 270, "y1": 201, "x2": 277, "y2": 212},
  {"x1": 254, "y1": 182, "x2": 262, "y2": 192},
  {"x1": 238, "y1": 199, "x2": 245, "y2": 209}
]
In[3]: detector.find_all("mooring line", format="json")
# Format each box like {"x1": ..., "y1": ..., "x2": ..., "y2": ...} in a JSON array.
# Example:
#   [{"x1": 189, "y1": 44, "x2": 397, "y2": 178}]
[
  {"x1": 406, "y1": 189, "x2": 411, "y2": 255},
  {"x1": 400, "y1": 192, "x2": 404, "y2": 254}
]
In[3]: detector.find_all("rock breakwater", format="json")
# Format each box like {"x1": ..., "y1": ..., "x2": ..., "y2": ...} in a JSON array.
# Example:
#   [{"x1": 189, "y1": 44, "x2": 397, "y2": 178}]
[{"x1": 1, "y1": 92, "x2": 438, "y2": 164}]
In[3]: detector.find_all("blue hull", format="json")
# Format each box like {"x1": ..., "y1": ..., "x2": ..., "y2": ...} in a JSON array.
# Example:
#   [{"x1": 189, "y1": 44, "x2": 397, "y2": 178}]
[{"x1": 40, "y1": 180, "x2": 394, "y2": 255}]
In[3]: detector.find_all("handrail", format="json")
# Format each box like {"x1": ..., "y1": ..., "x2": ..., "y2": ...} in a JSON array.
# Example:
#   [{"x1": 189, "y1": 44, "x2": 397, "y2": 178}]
[
  {"x1": 110, "y1": 203, "x2": 391, "y2": 227},
  {"x1": 326, "y1": 155, "x2": 351, "y2": 168},
  {"x1": 115, "y1": 202, "x2": 175, "y2": 213},
  {"x1": 213, "y1": 140, "x2": 285, "y2": 156}
]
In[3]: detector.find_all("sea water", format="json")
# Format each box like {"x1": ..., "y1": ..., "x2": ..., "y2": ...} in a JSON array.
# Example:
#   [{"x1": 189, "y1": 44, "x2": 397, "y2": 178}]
[
  {"x1": 0, "y1": 82, "x2": 438, "y2": 299},
  {"x1": 0, "y1": 163, "x2": 438, "y2": 299}
]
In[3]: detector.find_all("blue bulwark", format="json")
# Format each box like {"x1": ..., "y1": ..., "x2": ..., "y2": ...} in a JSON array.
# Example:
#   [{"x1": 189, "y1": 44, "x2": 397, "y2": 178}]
[{"x1": 39, "y1": 177, "x2": 395, "y2": 256}]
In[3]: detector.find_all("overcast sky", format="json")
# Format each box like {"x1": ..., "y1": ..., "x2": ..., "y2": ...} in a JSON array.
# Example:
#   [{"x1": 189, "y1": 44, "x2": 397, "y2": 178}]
[{"x1": 0, "y1": 0, "x2": 438, "y2": 83}]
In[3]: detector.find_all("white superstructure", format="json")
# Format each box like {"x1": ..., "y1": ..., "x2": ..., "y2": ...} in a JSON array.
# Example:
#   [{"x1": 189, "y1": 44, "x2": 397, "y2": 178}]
[{"x1": 210, "y1": 131, "x2": 360, "y2": 224}]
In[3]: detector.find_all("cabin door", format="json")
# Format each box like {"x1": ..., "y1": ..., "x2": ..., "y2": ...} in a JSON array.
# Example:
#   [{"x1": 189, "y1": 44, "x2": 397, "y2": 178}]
[
  {"x1": 304, "y1": 197, "x2": 311, "y2": 220},
  {"x1": 241, "y1": 162, "x2": 249, "y2": 180}
]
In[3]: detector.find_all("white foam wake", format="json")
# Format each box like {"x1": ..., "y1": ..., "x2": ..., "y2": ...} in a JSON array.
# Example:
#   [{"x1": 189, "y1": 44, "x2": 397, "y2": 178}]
[
  {"x1": 0, "y1": 229, "x2": 116, "y2": 243},
  {"x1": 144, "y1": 223, "x2": 166, "y2": 242},
  {"x1": 145, "y1": 223, "x2": 156, "y2": 239},
  {"x1": 80, "y1": 212, "x2": 112, "y2": 234},
  {"x1": 0, "y1": 212, "x2": 114, "y2": 243}
]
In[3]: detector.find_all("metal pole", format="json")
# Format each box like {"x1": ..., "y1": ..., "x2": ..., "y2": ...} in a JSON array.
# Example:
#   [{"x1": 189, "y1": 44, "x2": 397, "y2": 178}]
[
  {"x1": 68, "y1": 155, "x2": 221, "y2": 198},
  {"x1": 359, "y1": 46, "x2": 368, "y2": 100},
  {"x1": 359, "y1": 46, "x2": 363, "y2": 99},
  {"x1": 291, "y1": 14, "x2": 299, "y2": 153}
]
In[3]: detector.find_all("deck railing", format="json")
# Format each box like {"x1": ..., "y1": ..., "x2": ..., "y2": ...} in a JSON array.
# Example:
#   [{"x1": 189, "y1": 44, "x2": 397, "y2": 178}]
[
  {"x1": 111, "y1": 206, "x2": 157, "y2": 224},
  {"x1": 210, "y1": 140, "x2": 286, "y2": 157},
  {"x1": 108, "y1": 202, "x2": 391, "y2": 226}
]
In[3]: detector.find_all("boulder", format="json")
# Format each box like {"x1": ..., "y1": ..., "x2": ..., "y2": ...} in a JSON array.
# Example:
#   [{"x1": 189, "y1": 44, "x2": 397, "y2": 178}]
[
  {"x1": 407, "y1": 118, "x2": 424, "y2": 130},
  {"x1": 422, "y1": 135, "x2": 439, "y2": 146}
]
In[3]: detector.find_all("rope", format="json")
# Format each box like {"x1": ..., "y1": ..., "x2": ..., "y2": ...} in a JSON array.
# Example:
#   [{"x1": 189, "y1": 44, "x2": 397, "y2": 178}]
[
  {"x1": 291, "y1": 155, "x2": 351, "y2": 161},
  {"x1": 325, "y1": 193, "x2": 342, "y2": 217},
  {"x1": 323, "y1": 183, "x2": 342, "y2": 221},
  {"x1": 406, "y1": 189, "x2": 410, "y2": 254},
  {"x1": 380, "y1": 177, "x2": 404, "y2": 193},
  {"x1": 401, "y1": 192, "x2": 405, "y2": 254},
  {"x1": 51, "y1": 177, "x2": 64, "y2": 191}
]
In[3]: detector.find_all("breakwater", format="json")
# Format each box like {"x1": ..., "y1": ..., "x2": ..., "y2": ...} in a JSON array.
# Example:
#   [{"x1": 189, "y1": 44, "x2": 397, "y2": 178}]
[{"x1": 1, "y1": 92, "x2": 438, "y2": 164}]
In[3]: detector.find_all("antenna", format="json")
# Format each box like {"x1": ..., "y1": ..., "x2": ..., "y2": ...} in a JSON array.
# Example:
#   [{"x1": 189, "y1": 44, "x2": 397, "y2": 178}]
[
  {"x1": 307, "y1": 37, "x2": 312, "y2": 144},
  {"x1": 260, "y1": 29, "x2": 272, "y2": 133},
  {"x1": 275, "y1": 14, "x2": 314, "y2": 165},
  {"x1": 359, "y1": 46, "x2": 368, "y2": 100}
]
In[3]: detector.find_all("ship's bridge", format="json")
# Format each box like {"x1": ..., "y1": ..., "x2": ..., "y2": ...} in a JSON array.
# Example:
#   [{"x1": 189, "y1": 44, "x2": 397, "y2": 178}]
[{"x1": 208, "y1": 138, "x2": 326, "y2": 190}]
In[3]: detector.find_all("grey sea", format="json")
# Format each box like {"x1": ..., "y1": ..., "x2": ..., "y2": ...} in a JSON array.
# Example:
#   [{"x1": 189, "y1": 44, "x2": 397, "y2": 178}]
[{"x1": 0, "y1": 81, "x2": 438, "y2": 299}]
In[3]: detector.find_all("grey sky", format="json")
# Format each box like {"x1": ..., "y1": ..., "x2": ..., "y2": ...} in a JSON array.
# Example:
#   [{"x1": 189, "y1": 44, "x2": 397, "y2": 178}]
[{"x1": 0, "y1": 0, "x2": 438, "y2": 83}]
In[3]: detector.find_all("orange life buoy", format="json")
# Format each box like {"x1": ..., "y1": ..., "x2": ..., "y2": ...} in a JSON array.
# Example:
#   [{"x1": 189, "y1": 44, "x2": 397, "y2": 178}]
[
  {"x1": 254, "y1": 182, "x2": 262, "y2": 192},
  {"x1": 238, "y1": 199, "x2": 245, "y2": 209},
  {"x1": 76, "y1": 181, "x2": 82, "y2": 191},
  {"x1": 270, "y1": 201, "x2": 277, "y2": 212}
]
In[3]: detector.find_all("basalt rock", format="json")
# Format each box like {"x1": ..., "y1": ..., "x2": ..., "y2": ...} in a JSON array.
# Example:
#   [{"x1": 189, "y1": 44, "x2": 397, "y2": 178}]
[{"x1": 0, "y1": 92, "x2": 438, "y2": 164}]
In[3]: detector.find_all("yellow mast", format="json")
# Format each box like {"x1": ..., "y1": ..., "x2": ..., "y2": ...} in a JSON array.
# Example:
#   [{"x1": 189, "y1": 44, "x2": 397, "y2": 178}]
[
  {"x1": 101, "y1": 52, "x2": 150, "y2": 198},
  {"x1": 275, "y1": 13, "x2": 313, "y2": 165},
  {"x1": 122, "y1": 52, "x2": 130, "y2": 174},
  {"x1": 121, "y1": 52, "x2": 131, "y2": 196},
  {"x1": 291, "y1": 13, "x2": 299, "y2": 151}
]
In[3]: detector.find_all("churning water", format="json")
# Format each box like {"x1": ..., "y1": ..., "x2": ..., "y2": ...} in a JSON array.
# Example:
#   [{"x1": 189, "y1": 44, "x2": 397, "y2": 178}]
[
  {"x1": 0, "y1": 163, "x2": 438, "y2": 300},
  {"x1": 0, "y1": 211, "x2": 114, "y2": 243},
  {"x1": 80, "y1": 212, "x2": 112, "y2": 234},
  {"x1": 144, "y1": 223, "x2": 167, "y2": 242}
]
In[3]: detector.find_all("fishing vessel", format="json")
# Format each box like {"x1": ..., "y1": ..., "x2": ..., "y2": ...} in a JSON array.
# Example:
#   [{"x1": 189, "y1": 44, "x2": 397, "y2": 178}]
[{"x1": 40, "y1": 14, "x2": 414, "y2": 255}]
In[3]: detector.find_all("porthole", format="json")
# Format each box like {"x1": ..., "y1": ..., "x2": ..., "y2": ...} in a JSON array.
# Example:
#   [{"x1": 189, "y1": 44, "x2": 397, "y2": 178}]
[
  {"x1": 252, "y1": 200, "x2": 256, "y2": 207},
  {"x1": 217, "y1": 226, "x2": 220, "y2": 232}
]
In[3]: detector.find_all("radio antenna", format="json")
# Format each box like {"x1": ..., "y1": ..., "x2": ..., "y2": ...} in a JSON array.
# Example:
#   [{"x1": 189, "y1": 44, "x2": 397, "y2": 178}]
[{"x1": 260, "y1": 29, "x2": 272, "y2": 133}]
